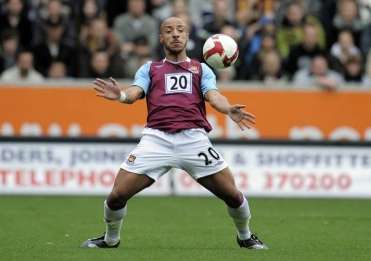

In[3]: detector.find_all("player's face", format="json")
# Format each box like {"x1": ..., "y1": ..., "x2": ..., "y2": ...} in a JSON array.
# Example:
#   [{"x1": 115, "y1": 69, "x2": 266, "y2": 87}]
[{"x1": 160, "y1": 19, "x2": 188, "y2": 54}]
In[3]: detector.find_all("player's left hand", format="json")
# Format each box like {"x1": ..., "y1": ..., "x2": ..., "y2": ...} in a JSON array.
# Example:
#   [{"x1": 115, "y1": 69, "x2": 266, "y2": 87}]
[{"x1": 228, "y1": 104, "x2": 256, "y2": 130}]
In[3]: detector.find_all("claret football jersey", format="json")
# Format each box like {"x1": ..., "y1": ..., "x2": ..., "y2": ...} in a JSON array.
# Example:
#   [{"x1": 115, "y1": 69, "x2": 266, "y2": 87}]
[{"x1": 131, "y1": 58, "x2": 218, "y2": 133}]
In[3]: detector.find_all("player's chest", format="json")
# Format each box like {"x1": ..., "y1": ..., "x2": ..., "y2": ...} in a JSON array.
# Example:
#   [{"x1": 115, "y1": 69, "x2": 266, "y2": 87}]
[{"x1": 150, "y1": 66, "x2": 201, "y2": 95}]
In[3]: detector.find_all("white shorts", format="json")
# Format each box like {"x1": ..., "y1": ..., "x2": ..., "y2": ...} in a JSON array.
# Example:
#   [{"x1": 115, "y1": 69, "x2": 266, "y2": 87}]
[{"x1": 121, "y1": 128, "x2": 228, "y2": 180}]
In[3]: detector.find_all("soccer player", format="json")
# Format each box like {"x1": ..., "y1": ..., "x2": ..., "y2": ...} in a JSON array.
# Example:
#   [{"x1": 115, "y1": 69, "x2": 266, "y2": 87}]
[{"x1": 81, "y1": 17, "x2": 267, "y2": 250}]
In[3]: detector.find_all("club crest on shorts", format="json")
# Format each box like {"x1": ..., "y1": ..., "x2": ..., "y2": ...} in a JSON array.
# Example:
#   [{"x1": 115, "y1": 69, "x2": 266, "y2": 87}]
[{"x1": 127, "y1": 154, "x2": 136, "y2": 165}]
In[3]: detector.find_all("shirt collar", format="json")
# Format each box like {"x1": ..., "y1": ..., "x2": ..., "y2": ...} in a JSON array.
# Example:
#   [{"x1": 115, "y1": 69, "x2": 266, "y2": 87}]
[{"x1": 163, "y1": 57, "x2": 191, "y2": 64}]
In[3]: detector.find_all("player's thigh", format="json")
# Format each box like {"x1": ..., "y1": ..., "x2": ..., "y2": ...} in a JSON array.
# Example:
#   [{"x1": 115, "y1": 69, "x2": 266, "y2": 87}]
[
  {"x1": 197, "y1": 167, "x2": 243, "y2": 207},
  {"x1": 111, "y1": 168, "x2": 155, "y2": 199}
]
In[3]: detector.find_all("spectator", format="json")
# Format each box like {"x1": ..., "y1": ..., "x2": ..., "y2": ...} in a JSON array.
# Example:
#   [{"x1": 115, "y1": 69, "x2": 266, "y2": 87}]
[
  {"x1": 342, "y1": 55, "x2": 366, "y2": 84},
  {"x1": 235, "y1": 8, "x2": 256, "y2": 36},
  {"x1": 330, "y1": 30, "x2": 361, "y2": 73},
  {"x1": 149, "y1": 0, "x2": 189, "y2": 22},
  {"x1": 77, "y1": 0, "x2": 105, "y2": 42},
  {"x1": 331, "y1": 30, "x2": 361, "y2": 59},
  {"x1": 80, "y1": 0, "x2": 103, "y2": 23},
  {"x1": 0, "y1": 0, "x2": 33, "y2": 48},
  {"x1": 195, "y1": 0, "x2": 235, "y2": 28},
  {"x1": 276, "y1": 1, "x2": 325, "y2": 58},
  {"x1": 32, "y1": 0, "x2": 76, "y2": 47},
  {"x1": 236, "y1": 2, "x2": 277, "y2": 78},
  {"x1": 238, "y1": 32, "x2": 277, "y2": 80},
  {"x1": 124, "y1": 36, "x2": 152, "y2": 78},
  {"x1": 257, "y1": 50, "x2": 284, "y2": 84},
  {"x1": 33, "y1": 18, "x2": 77, "y2": 77},
  {"x1": 0, "y1": 0, "x2": 366, "y2": 84},
  {"x1": 0, "y1": 51, "x2": 44, "y2": 83},
  {"x1": 47, "y1": 61, "x2": 67, "y2": 79},
  {"x1": 258, "y1": 0, "x2": 280, "y2": 19},
  {"x1": 188, "y1": 0, "x2": 212, "y2": 27},
  {"x1": 86, "y1": 51, "x2": 111, "y2": 78},
  {"x1": 113, "y1": 0, "x2": 158, "y2": 55},
  {"x1": 239, "y1": 17, "x2": 276, "y2": 67},
  {"x1": 147, "y1": 0, "x2": 170, "y2": 21},
  {"x1": 329, "y1": 0, "x2": 366, "y2": 47},
  {"x1": 202, "y1": 0, "x2": 236, "y2": 36},
  {"x1": 285, "y1": 23, "x2": 325, "y2": 78},
  {"x1": 275, "y1": 0, "x2": 324, "y2": 24},
  {"x1": 79, "y1": 17, "x2": 121, "y2": 77},
  {"x1": 170, "y1": 0, "x2": 189, "y2": 17},
  {"x1": 81, "y1": 17, "x2": 120, "y2": 57},
  {"x1": 0, "y1": 30, "x2": 19, "y2": 74},
  {"x1": 47, "y1": 0, "x2": 67, "y2": 24},
  {"x1": 293, "y1": 55, "x2": 343, "y2": 90}
]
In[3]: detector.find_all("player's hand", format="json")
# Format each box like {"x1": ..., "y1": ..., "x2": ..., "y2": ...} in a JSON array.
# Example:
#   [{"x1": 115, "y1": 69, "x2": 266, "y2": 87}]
[
  {"x1": 228, "y1": 104, "x2": 256, "y2": 130},
  {"x1": 93, "y1": 77, "x2": 121, "y2": 100},
  {"x1": 316, "y1": 76, "x2": 337, "y2": 91}
]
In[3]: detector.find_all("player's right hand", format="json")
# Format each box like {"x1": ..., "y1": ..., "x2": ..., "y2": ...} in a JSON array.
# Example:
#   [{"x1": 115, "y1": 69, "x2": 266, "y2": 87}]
[{"x1": 93, "y1": 77, "x2": 121, "y2": 100}]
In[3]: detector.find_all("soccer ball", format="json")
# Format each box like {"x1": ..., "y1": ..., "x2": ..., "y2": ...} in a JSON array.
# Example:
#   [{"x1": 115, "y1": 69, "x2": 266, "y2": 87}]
[{"x1": 203, "y1": 34, "x2": 239, "y2": 69}]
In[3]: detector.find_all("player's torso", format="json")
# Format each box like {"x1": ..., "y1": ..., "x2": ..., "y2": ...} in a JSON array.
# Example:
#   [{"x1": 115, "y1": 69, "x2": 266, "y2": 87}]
[
  {"x1": 145, "y1": 59, "x2": 211, "y2": 133},
  {"x1": 147, "y1": 59, "x2": 203, "y2": 106}
]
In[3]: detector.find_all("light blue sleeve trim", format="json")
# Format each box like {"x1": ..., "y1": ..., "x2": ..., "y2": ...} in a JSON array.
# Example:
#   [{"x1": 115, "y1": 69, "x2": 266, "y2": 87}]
[
  {"x1": 201, "y1": 63, "x2": 217, "y2": 96},
  {"x1": 131, "y1": 61, "x2": 152, "y2": 94}
]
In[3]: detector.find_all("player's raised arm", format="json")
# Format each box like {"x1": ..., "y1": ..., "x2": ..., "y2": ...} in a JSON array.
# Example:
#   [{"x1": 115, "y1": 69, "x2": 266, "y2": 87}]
[
  {"x1": 93, "y1": 77, "x2": 143, "y2": 104},
  {"x1": 205, "y1": 90, "x2": 256, "y2": 130}
]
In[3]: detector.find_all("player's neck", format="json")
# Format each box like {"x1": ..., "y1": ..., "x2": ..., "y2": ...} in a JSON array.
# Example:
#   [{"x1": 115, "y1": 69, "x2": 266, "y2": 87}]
[
  {"x1": 164, "y1": 57, "x2": 190, "y2": 64},
  {"x1": 164, "y1": 52, "x2": 188, "y2": 63}
]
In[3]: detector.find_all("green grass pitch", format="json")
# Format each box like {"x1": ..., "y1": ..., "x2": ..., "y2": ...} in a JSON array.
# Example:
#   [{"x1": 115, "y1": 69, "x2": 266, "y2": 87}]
[{"x1": 1, "y1": 196, "x2": 370, "y2": 261}]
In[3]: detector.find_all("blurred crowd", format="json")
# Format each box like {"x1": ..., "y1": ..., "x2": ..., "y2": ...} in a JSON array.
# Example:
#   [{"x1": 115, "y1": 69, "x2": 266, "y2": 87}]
[{"x1": 0, "y1": 0, "x2": 370, "y2": 88}]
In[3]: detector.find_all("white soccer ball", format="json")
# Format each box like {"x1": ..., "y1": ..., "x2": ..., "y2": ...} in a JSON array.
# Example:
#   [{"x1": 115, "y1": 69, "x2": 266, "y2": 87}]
[{"x1": 202, "y1": 34, "x2": 239, "y2": 69}]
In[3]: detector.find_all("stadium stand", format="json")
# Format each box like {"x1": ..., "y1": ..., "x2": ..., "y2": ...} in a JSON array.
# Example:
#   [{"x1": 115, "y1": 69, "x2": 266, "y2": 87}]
[{"x1": 0, "y1": 0, "x2": 370, "y2": 87}]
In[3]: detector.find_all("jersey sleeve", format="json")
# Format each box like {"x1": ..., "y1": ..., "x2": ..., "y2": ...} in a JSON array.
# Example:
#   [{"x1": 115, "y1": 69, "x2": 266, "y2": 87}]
[
  {"x1": 201, "y1": 63, "x2": 217, "y2": 96},
  {"x1": 131, "y1": 61, "x2": 152, "y2": 94}
]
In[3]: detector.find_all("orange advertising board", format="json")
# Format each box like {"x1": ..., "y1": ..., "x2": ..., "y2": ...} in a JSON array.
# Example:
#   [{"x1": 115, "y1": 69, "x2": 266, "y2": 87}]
[{"x1": 1, "y1": 85, "x2": 371, "y2": 140}]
